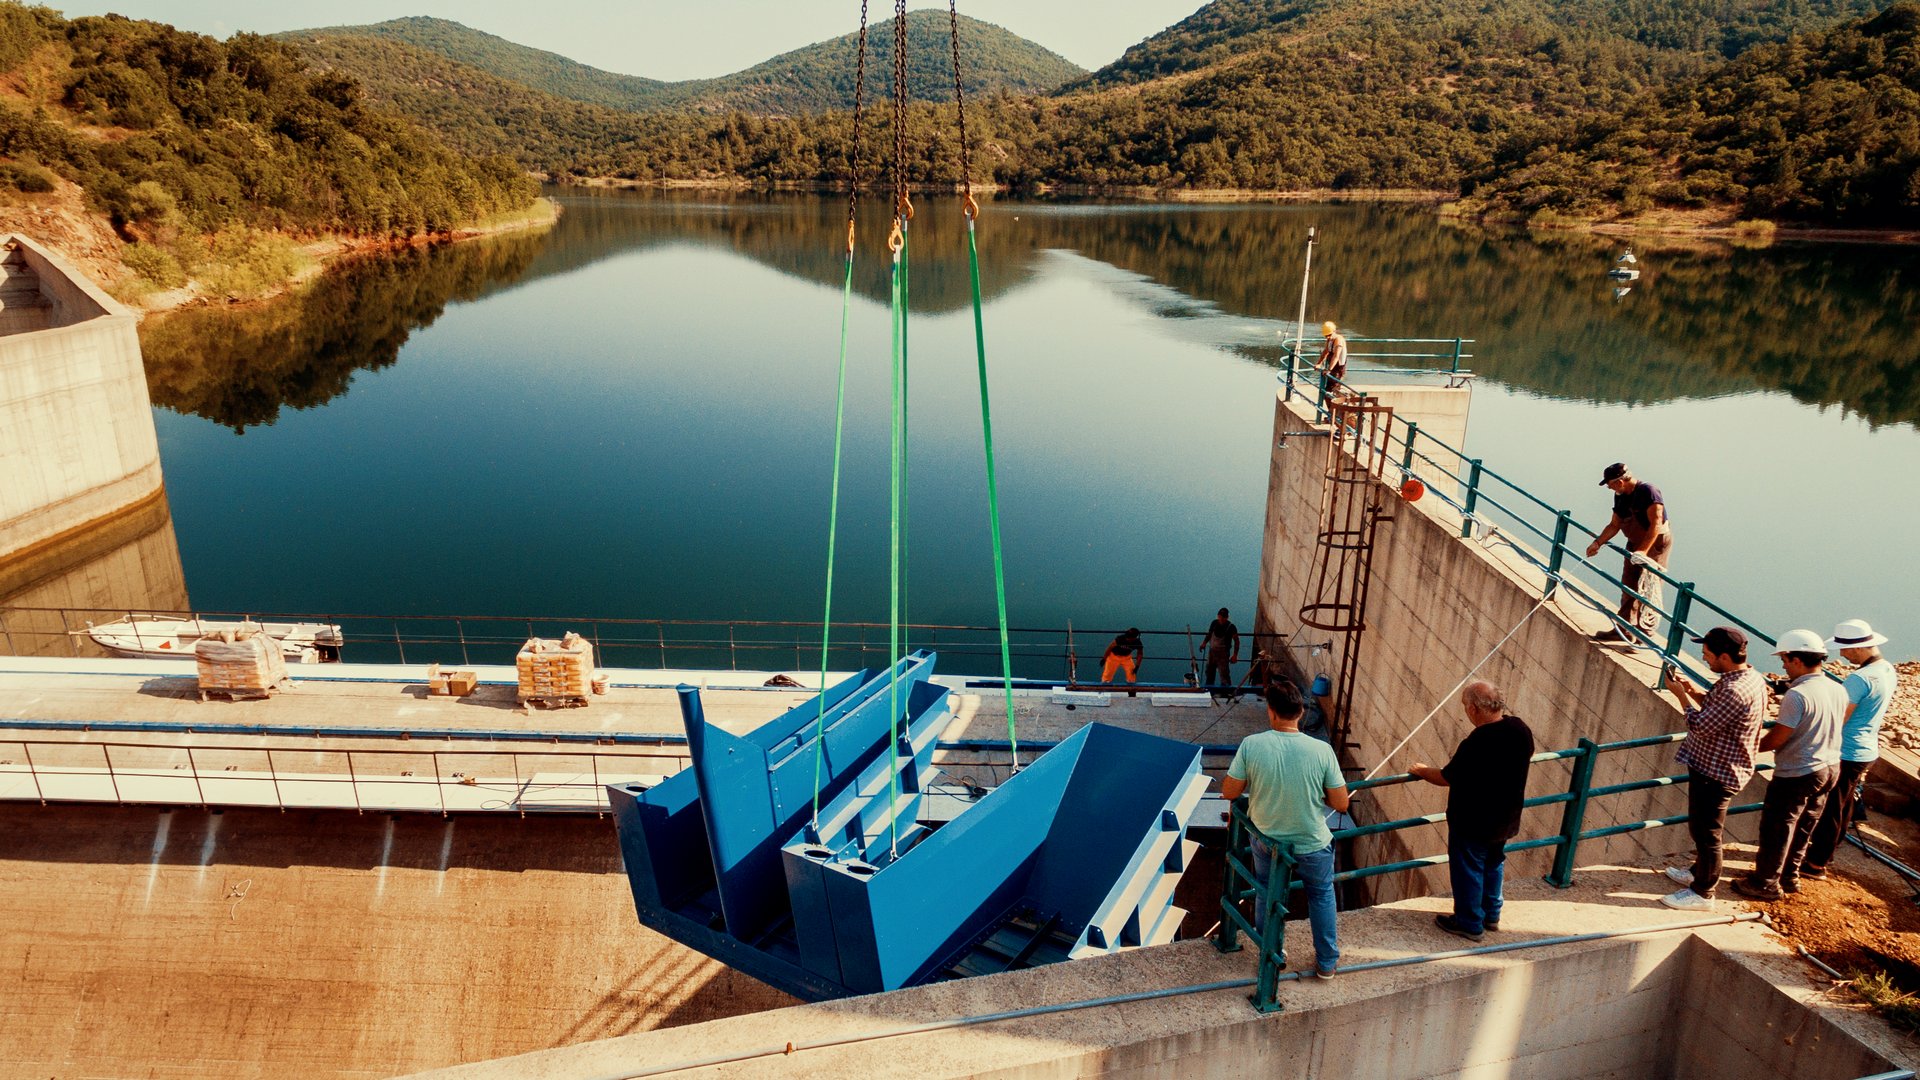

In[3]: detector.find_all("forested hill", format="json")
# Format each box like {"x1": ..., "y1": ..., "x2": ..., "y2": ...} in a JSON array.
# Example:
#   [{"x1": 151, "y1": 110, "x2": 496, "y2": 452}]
[
  {"x1": 283, "y1": 11, "x2": 1085, "y2": 116},
  {"x1": 0, "y1": 7, "x2": 536, "y2": 298},
  {"x1": 1080, "y1": 0, "x2": 1888, "y2": 90},
  {"x1": 1460, "y1": 2, "x2": 1920, "y2": 226}
]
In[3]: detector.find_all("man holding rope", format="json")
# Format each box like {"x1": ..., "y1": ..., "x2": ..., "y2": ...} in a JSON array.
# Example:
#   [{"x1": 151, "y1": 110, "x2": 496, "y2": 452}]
[
  {"x1": 1411, "y1": 681, "x2": 1534, "y2": 942},
  {"x1": 1661, "y1": 626, "x2": 1767, "y2": 911}
]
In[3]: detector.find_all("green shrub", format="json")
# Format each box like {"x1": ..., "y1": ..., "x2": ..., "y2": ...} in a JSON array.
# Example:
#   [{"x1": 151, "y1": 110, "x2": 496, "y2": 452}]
[
  {"x1": 0, "y1": 159, "x2": 55, "y2": 192},
  {"x1": 121, "y1": 242, "x2": 186, "y2": 288}
]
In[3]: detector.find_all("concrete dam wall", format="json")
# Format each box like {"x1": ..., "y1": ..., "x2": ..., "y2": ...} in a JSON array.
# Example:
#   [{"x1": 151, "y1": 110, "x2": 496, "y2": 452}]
[
  {"x1": 1255, "y1": 388, "x2": 1756, "y2": 900},
  {"x1": 0, "y1": 234, "x2": 165, "y2": 569}
]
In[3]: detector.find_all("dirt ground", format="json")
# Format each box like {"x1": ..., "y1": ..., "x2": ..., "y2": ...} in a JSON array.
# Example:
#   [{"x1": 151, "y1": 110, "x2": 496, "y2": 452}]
[{"x1": 1719, "y1": 804, "x2": 1920, "y2": 1021}]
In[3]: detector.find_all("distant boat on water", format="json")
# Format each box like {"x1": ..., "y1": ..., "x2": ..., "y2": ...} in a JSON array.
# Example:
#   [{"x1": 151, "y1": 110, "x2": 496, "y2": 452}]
[
  {"x1": 81, "y1": 614, "x2": 344, "y2": 663},
  {"x1": 1607, "y1": 248, "x2": 1641, "y2": 281}
]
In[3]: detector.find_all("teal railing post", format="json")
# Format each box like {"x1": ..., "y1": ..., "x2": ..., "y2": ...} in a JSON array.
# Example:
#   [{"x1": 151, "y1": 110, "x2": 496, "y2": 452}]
[
  {"x1": 1216, "y1": 800, "x2": 1248, "y2": 954},
  {"x1": 1459, "y1": 458, "x2": 1484, "y2": 538},
  {"x1": 1401, "y1": 420, "x2": 1420, "y2": 474},
  {"x1": 1451, "y1": 337, "x2": 1463, "y2": 372},
  {"x1": 1547, "y1": 738, "x2": 1600, "y2": 888},
  {"x1": 1547, "y1": 511, "x2": 1572, "y2": 581},
  {"x1": 1663, "y1": 582, "x2": 1696, "y2": 664},
  {"x1": 1284, "y1": 343, "x2": 1298, "y2": 400},
  {"x1": 1251, "y1": 843, "x2": 1292, "y2": 1014}
]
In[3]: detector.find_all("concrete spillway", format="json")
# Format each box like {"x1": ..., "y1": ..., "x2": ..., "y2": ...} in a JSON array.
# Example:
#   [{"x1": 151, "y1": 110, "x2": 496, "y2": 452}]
[{"x1": 0, "y1": 235, "x2": 164, "y2": 569}]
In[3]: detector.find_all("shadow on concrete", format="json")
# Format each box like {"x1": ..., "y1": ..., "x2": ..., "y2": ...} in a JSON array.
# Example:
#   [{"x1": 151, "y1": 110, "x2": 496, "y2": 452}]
[{"x1": 0, "y1": 803, "x2": 619, "y2": 873}]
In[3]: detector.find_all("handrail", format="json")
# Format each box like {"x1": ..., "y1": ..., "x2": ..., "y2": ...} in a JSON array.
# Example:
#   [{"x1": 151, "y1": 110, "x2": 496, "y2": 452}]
[
  {"x1": 0, "y1": 605, "x2": 1321, "y2": 684},
  {"x1": 1214, "y1": 729, "x2": 1765, "y2": 1012},
  {"x1": 1272, "y1": 351, "x2": 1780, "y2": 689}
]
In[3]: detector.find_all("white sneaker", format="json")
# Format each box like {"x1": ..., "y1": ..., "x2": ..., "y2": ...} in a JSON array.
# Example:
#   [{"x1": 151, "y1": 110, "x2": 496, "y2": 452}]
[
  {"x1": 1660, "y1": 888, "x2": 1715, "y2": 911},
  {"x1": 1664, "y1": 866, "x2": 1694, "y2": 886}
]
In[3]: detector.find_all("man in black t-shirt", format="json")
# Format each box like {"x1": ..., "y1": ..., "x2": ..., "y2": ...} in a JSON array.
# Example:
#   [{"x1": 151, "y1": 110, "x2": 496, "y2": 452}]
[
  {"x1": 1202, "y1": 608, "x2": 1240, "y2": 695},
  {"x1": 1411, "y1": 680, "x2": 1535, "y2": 942},
  {"x1": 1584, "y1": 462, "x2": 1673, "y2": 643}
]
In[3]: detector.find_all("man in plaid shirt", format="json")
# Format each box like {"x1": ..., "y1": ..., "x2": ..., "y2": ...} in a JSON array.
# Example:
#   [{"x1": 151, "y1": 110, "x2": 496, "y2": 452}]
[{"x1": 1659, "y1": 626, "x2": 1768, "y2": 910}]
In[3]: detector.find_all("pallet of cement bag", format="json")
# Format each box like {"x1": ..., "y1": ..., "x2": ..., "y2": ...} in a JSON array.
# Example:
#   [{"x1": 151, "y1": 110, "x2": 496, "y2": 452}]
[
  {"x1": 195, "y1": 631, "x2": 289, "y2": 701},
  {"x1": 517, "y1": 632, "x2": 593, "y2": 706}
]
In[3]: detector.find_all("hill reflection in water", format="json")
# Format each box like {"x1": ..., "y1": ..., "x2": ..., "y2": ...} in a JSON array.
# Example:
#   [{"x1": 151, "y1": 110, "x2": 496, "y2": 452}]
[{"x1": 142, "y1": 190, "x2": 1920, "y2": 433}]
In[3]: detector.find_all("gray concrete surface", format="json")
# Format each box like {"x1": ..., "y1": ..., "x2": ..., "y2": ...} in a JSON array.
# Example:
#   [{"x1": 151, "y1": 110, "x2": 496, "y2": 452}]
[{"x1": 0, "y1": 234, "x2": 163, "y2": 564}]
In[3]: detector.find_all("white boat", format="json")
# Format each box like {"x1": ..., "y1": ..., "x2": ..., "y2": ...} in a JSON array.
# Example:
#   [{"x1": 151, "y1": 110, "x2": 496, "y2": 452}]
[{"x1": 81, "y1": 615, "x2": 344, "y2": 663}]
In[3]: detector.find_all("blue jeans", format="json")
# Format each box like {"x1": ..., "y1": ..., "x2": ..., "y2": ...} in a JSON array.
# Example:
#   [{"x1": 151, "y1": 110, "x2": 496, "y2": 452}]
[
  {"x1": 1251, "y1": 835, "x2": 1339, "y2": 972},
  {"x1": 1448, "y1": 836, "x2": 1505, "y2": 934}
]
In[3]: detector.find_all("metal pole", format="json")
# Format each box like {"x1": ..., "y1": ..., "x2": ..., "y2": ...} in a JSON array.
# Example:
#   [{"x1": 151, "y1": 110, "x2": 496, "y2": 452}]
[
  {"x1": 1291, "y1": 225, "x2": 1318, "y2": 388},
  {"x1": 1451, "y1": 337, "x2": 1462, "y2": 372},
  {"x1": 658, "y1": 624, "x2": 668, "y2": 669},
  {"x1": 266, "y1": 747, "x2": 285, "y2": 812},
  {"x1": 1400, "y1": 421, "x2": 1420, "y2": 474},
  {"x1": 1215, "y1": 800, "x2": 1246, "y2": 955},
  {"x1": 1548, "y1": 511, "x2": 1572, "y2": 580},
  {"x1": 186, "y1": 746, "x2": 207, "y2": 810},
  {"x1": 1547, "y1": 738, "x2": 1599, "y2": 888},
  {"x1": 729, "y1": 624, "x2": 738, "y2": 671},
  {"x1": 21, "y1": 741, "x2": 45, "y2": 804},
  {"x1": 1663, "y1": 583, "x2": 1697, "y2": 671},
  {"x1": 348, "y1": 751, "x2": 362, "y2": 813},
  {"x1": 393, "y1": 621, "x2": 407, "y2": 666},
  {"x1": 435, "y1": 750, "x2": 446, "y2": 817},
  {"x1": 457, "y1": 619, "x2": 471, "y2": 666},
  {"x1": 1460, "y1": 459, "x2": 1484, "y2": 538},
  {"x1": 103, "y1": 744, "x2": 123, "y2": 804}
]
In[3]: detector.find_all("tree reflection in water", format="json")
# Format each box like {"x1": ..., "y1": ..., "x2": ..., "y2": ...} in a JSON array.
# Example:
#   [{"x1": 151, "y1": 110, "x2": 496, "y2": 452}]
[{"x1": 141, "y1": 190, "x2": 1920, "y2": 432}]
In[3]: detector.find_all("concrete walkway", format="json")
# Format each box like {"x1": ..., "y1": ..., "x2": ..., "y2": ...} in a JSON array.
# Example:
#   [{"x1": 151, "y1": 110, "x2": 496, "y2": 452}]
[{"x1": 404, "y1": 865, "x2": 1920, "y2": 1080}]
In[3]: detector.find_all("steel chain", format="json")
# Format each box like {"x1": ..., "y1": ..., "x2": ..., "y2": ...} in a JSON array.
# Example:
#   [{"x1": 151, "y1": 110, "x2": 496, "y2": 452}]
[
  {"x1": 947, "y1": 0, "x2": 976, "y2": 214},
  {"x1": 846, "y1": 0, "x2": 870, "y2": 253}
]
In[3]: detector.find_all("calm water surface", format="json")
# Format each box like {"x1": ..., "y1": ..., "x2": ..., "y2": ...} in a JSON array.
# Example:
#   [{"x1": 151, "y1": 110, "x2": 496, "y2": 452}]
[{"x1": 135, "y1": 191, "x2": 1920, "y2": 671}]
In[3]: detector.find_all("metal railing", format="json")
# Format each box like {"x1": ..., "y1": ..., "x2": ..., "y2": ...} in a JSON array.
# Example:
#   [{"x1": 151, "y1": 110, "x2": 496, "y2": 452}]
[
  {"x1": 1215, "y1": 728, "x2": 1769, "y2": 1012},
  {"x1": 1275, "y1": 348, "x2": 1776, "y2": 687},
  {"x1": 0, "y1": 736, "x2": 690, "y2": 816},
  {"x1": 0, "y1": 604, "x2": 1323, "y2": 687}
]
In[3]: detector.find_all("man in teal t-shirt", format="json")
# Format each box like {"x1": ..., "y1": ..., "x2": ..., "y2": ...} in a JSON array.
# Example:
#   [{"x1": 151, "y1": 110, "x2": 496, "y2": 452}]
[
  {"x1": 1221, "y1": 679, "x2": 1350, "y2": 978},
  {"x1": 1805, "y1": 619, "x2": 1900, "y2": 876}
]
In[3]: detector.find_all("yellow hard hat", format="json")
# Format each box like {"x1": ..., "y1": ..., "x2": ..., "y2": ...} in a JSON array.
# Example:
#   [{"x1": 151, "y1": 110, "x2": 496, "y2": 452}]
[{"x1": 1321, "y1": 321, "x2": 1338, "y2": 336}]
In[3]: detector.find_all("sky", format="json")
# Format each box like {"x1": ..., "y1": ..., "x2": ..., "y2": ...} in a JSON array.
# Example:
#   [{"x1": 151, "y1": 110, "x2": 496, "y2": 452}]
[{"x1": 48, "y1": 1, "x2": 1206, "y2": 80}]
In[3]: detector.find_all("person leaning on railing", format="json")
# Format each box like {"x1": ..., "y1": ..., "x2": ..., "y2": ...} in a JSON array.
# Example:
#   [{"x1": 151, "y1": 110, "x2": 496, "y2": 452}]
[
  {"x1": 1660, "y1": 626, "x2": 1768, "y2": 911},
  {"x1": 1586, "y1": 462, "x2": 1672, "y2": 644},
  {"x1": 1409, "y1": 680, "x2": 1535, "y2": 943},
  {"x1": 1219, "y1": 679, "x2": 1351, "y2": 979},
  {"x1": 1803, "y1": 619, "x2": 1900, "y2": 879}
]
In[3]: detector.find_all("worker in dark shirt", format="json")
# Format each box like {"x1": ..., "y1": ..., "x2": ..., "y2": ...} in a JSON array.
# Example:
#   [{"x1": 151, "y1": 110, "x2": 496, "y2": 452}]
[
  {"x1": 1585, "y1": 462, "x2": 1672, "y2": 643},
  {"x1": 1410, "y1": 680, "x2": 1535, "y2": 941},
  {"x1": 1101, "y1": 628, "x2": 1145, "y2": 696},
  {"x1": 1203, "y1": 608, "x2": 1240, "y2": 696}
]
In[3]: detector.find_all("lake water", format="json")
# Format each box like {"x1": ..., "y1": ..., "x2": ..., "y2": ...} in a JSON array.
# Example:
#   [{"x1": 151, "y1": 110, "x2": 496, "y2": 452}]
[{"x1": 123, "y1": 190, "x2": 1920, "y2": 673}]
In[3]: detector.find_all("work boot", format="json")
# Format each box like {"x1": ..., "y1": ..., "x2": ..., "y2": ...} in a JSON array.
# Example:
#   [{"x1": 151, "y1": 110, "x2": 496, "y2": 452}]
[
  {"x1": 1434, "y1": 914, "x2": 1484, "y2": 942},
  {"x1": 1800, "y1": 864, "x2": 1828, "y2": 880},
  {"x1": 1732, "y1": 877, "x2": 1784, "y2": 902}
]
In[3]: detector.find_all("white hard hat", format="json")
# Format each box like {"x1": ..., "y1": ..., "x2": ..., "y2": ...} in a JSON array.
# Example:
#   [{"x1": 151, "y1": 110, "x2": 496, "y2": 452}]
[
  {"x1": 1771, "y1": 628, "x2": 1828, "y2": 655},
  {"x1": 1828, "y1": 619, "x2": 1889, "y2": 649}
]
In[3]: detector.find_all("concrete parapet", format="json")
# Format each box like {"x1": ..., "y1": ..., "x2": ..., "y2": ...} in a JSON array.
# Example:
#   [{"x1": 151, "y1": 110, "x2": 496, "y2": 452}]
[{"x1": 0, "y1": 234, "x2": 163, "y2": 566}]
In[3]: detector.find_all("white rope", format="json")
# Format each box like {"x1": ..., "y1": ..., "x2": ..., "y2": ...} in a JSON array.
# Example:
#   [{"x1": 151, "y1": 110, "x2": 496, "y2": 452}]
[{"x1": 1362, "y1": 593, "x2": 1550, "y2": 781}]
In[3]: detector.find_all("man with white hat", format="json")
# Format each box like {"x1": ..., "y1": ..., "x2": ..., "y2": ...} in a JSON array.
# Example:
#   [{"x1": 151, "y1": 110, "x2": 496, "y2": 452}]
[
  {"x1": 1801, "y1": 619, "x2": 1899, "y2": 878},
  {"x1": 1732, "y1": 628, "x2": 1848, "y2": 901}
]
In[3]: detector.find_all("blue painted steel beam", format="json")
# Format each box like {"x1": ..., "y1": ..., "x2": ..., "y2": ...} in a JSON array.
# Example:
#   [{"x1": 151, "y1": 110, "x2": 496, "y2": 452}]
[{"x1": 608, "y1": 651, "x2": 1205, "y2": 1001}]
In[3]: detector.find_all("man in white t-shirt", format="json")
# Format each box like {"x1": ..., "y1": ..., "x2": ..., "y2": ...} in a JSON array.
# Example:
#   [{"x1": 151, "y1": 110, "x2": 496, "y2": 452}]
[
  {"x1": 1733, "y1": 629, "x2": 1848, "y2": 901},
  {"x1": 1802, "y1": 619, "x2": 1899, "y2": 878}
]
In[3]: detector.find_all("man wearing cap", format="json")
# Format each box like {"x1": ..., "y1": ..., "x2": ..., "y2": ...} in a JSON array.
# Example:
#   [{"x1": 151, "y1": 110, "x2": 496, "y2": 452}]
[
  {"x1": 1317, "y1": 321, "x2": 1348, "y2": 384},
  {"x1": 1802, "y1": 619, "x2": 1899, "y2": 878},
  {"x1": 1732, "y1": 629, "x2": 1849, "y2": 901},
  {"x1": 1203, "y1": 608, "x2": 1240, "y2": 696},
  {"x1": 1660, "y1": 626, "x2": 1767, "y2": 911},
  {"x1": 1585, "y1": 463, "x2": 1671, "y2": 644}
]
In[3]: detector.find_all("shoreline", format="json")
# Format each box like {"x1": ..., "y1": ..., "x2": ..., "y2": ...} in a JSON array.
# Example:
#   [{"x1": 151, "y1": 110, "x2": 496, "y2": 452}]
[
  {"x1": 549, "y1": 175, "x2": 1920, "y2": 245},
  {"x1": 133, "y1": 197, "x2": 562, "y2": 319}
]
